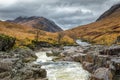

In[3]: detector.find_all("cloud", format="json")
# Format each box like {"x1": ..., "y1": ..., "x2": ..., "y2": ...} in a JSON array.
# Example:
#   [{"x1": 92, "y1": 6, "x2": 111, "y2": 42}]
[{"x1": 0, "y1": 0, "x2": 120, "y2": 30}]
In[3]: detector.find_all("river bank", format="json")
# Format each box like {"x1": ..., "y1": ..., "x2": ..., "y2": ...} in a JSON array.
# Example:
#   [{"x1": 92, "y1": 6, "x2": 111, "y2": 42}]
[
  {"x1": 0, "y1": 48, "x2": 47, "y2": 80},
  {"x1": 35, "y1": 40, "x2": 120, "y2": 80}
]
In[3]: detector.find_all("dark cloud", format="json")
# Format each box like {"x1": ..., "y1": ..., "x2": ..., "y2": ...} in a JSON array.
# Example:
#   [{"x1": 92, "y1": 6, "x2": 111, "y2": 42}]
[{"x1": 0, "y1": 0, "x2": 120, "y2": 30}]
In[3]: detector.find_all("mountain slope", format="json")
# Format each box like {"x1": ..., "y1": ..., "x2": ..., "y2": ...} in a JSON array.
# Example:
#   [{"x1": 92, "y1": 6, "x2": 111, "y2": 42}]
[
  {"x1": 0, "y1": 20, "x2": 73, "y2": 46},
  {"x1": 65, "y1": 3, "x2": 120, "y2": 45},
  {"x1": 7, "y1": 16, "x2": 63, "y2": 32},
  {"x1": 96, "y1": 3, "x2": 120, "y2": 21}
]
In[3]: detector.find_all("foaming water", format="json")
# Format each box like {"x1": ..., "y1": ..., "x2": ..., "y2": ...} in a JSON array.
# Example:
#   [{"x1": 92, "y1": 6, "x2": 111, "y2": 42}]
[
  {"x1": 76, "y1": 40, "x2": 91, "y2": 47},
  {"x1": 35, "y1": 52, "x2": 90, "y2": 80}
]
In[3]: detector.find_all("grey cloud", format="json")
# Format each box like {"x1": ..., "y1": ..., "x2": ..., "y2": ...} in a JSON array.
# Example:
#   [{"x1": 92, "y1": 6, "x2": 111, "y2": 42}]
[{"x1": 0, "y1": 0, "x2": 120, "y2": 30}]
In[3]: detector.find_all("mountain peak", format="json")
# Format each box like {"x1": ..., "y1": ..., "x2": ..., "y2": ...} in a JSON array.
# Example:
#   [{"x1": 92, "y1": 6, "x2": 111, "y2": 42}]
[
  {"x1": 7, "y1": 16, "x2": 63, "y2": 32},
  {"x1": 14, "y1": 16, "x2": 46, "y2": 22}
]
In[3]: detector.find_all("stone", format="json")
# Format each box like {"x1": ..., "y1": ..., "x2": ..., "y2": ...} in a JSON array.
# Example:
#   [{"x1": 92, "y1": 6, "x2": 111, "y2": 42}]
[
  {"x1": 83, "y1": 61, "x2": 94, "y2": 73},
  {"x1": 92, "y1": 68, "x2": 113, "y2": 80},
  {"x1": 72, "y1": 53, "x2": 87, "y2": 62}
]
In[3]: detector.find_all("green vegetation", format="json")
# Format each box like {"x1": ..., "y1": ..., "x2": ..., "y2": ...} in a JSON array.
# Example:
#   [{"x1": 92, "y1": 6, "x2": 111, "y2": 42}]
[{"x1": 0, "y1": 34, "x2": 16, "y2": 51}]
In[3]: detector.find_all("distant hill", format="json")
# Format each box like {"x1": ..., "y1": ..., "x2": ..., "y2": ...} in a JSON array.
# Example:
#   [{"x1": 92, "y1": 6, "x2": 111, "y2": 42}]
[
  {"x1": 65, "y1": 3, "x2": 120, "y2": 45},
  {"x1": 7, "y1": 16, "x2": 63, "y2": 32}
]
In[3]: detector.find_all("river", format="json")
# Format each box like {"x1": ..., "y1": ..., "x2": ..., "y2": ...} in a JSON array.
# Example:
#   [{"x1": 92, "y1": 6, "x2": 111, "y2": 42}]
[{"x1": 35, "y1": 51, "x2": 90, "y2": 80}]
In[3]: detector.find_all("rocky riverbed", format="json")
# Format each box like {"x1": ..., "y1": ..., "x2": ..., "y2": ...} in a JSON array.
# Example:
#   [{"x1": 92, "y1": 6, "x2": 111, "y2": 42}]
[
  {"x1": 40, "y1": 41, "x2": 120, "y2": 80},
  {"x1": 0, "y1": 40, "x2": 120, "y2": 80},
  {"x1": 35, "y1": 51, "x2": 90, "y2": 80}
]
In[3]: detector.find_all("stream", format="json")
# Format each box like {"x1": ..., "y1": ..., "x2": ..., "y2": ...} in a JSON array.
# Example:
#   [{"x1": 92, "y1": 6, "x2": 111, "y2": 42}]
[
  {"x1": 35, "y1": 40, "x2": 91, "y2": 80},
  {"x1": 35, "y1": 52, "x2": 90, "y2": 80}
]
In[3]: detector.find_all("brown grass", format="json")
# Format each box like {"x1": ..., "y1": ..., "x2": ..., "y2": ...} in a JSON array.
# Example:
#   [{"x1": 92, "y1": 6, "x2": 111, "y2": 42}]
[
  {"x1": 0, "y1": 21, "x2": 74, "y2": 46},
  {"x1": 65, "y1": 10, "x2": 120, "y2": 45}
]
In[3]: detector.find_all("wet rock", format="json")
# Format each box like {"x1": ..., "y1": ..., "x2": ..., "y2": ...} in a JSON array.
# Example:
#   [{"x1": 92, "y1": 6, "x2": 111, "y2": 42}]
[
  {"x1": 72, "y1": 53, "x2": 86, "y2": 62},
  {"x1": 51, "y1": 49, "x2": 62, "y2": 56},
  {"x1": 62, "y1": 57, "x2": 74, "y2": 61},
  {"x1": 11, "y1": 61, "x2": 47, "y2": 80},
  {"x1": 60, "y1": 46, "x2": 84, "y2": 57},
  {"x1": 0, "y1": 59, "x2": 13, "y2": 71},
  {"x1": 99, "y1": 45, "x2": 120, "y2": 56},
  {"x1": 46, "y1": 49, "x2": 62, "y2": 57},
  {"x1": 46, "y1": 51, "x2": 53, "y2": 56},
  {"x1": 92, "y1": 68, "x2": 113, "y2": 80},
  {"x1": 10, "y1": 48, "x2": 37, "y2": 62},
  {"x1": 83, "y1": 61, "x2": 94, "y2": 73},
  {"x1": 96, "y1": 55, "x2": 110, "y2": 67}
]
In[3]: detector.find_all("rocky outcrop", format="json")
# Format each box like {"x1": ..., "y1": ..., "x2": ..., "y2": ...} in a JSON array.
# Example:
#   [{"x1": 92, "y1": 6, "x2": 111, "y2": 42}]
[
  {"x1": 0, "y1": 34, "x2": 15, "y2": 51},
  {"x1": 52, "y1": 45, "x2": 120, "y2": 80},
  {"x1": 0, "y1": 59, "x2": 13, "y2": 71},
  {"x1": 83, "y1": 45, "x2": 120, "y2": 80},
  {"x1": 99, "y1": 45, "x2": 120, "y2": 56},
  {"x1": 96, "y1": 3, "x2": 120, "y2": 21},
  {"x1": 10, "y1": 48, "x2": 37, "y2": 62},
  {"x1": 0, "y1": 48, "x2": 47, "y2": 80},
  {"x1": 11, "y1": 61, "x2": 47, "y2": 80},
  {"x1": 7, "y1": 16, "x2": 63, "y2": 32}
]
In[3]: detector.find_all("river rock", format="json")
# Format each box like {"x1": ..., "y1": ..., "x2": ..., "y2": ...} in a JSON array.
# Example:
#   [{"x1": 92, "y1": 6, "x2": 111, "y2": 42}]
[
  {"x1": 10, "y1": 48, "x2": 37, "y2": 62},
  {"x1": 0, "y1": 59, "x2": 13, "y2": 71},
  {"x1": 62, "y1": 56, "x2": 74, "y2": 61},
  {"x1": 60, "y1": 46, "x2": 84, "y2": 57},
  {"x1": 11, "y1": 60, "x2": 47, "y2": 80},
  {"x1": 99, "y1": 45, "x2": 120, "y2": 56},
  {"x1": 83, "y1": 61, "x2": 94, "y2": 73},
  {"x1": 46, "y1": 49, "x2": 62, "y2": 57},
  {"x1": 46, "y1": 51, "x2": 53, "y2": 56},
  {"x1": 72, "y1": 53, "x2": 87, "y2": 62},
  {"x1": 92, "y1": 68, "x2": 113, "y2": 80}
]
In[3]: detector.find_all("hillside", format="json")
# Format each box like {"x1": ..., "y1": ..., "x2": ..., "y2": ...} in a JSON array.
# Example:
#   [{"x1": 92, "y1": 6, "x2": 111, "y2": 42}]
[
  {"x1": 7, "y1": 16, "x2": 63, "y2": 32},
  {"x1": 65, "y1": 3, "x2": 120, "y2": 45},
  {"x1": 96, "y1": 3, "x2": 120, "y2": 21},
  {"x1": 0, "y1": 20, "x2": 74, "y2": 47}
]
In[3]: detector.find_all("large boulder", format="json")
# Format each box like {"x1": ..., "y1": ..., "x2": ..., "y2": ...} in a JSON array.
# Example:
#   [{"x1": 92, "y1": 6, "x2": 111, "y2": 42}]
[
  {"x1": 72, "y1": 53, "x2": 87, "y2": 62},
  {"x1": 99, "y1": 45, "x2": 120, "y2": 56},
  {"x1": 0, "y1": 59, "x2": 13, "y2": 71},
  {"x1": 92, "y1": 68, "x2": 113, "y2": 80},
  {"x1": 11, "y1": 60, "x2": 47, "y2": 80},
  {"x1": 10, "y1": 48, "x2": 37, "y2": 63},
  {"x1": 0, "y1": 34, "x2": 15, "y2": 51},
  {"x1": 0, "y1": 59, "x2": 47, "y2": 80},
  {"x1": 0, "y1": 47, "x2": 47, "y2": 80},
  {"x1": 83, "y1": 61, "x2": 94, "y2": 73},
  {"x1": 60, "y1": 46, "x2": 83, "y2": 57}
]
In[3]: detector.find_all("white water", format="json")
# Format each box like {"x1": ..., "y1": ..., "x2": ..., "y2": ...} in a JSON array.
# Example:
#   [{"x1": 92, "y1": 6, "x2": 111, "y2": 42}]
[
  {"x1": 35, "y1": 52, "x2": 90, "y2": 80},
  {"x1": 76, "y1": 40, "x2": 91, "y2": 47}
]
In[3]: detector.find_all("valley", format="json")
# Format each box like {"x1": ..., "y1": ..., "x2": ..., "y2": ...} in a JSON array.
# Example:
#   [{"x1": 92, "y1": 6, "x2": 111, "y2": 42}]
[{"x1": 0, "y1": 2, "x2": 120, "y2": 80}]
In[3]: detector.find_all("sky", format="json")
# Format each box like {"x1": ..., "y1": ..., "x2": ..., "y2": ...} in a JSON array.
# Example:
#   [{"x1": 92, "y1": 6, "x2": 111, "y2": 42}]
[{"x1": 0, "y1": 0, "x2": 120, "y2": 30}]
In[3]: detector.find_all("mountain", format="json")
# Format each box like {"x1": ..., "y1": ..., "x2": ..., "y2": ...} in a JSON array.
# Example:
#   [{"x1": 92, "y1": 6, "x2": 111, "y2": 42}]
[
  {"x1": 7, "y1": 16, "x2": 63, "y2": 32},
  {"x1": 65, "y1": 3, "x2": 120, "y2": 45},
  {"x1": 96, "y1": 3, "x2": 120, "y2": 21}
]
